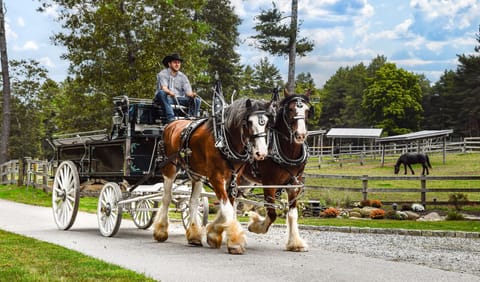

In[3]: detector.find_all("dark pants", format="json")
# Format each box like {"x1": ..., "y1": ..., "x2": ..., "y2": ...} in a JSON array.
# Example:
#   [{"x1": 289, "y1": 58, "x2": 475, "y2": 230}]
[{"x1": 154, "y1": 90, "x2": 201, "y2": 122}]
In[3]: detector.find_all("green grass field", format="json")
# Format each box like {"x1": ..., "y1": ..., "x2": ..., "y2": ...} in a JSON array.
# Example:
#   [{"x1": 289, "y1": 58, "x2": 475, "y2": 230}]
[{"x1": 302, "y1": 152, "x2": 480, "y2": 211}]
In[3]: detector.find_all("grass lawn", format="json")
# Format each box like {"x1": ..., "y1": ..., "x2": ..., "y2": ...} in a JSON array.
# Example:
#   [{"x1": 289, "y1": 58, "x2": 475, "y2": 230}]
[{"x1": 0, "y1": 229, "x2": 155, "y2": 281}]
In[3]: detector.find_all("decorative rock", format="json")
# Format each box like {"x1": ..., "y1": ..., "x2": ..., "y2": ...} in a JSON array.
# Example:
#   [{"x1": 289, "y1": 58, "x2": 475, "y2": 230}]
[
  {"x1": 418, "y1": 212, "x2": 444, "y2": 221},
  {"x1": 349, "y1": 211, "x2": 362, "y2": 218},
  {"x1": 404, "y1": 211, "x2": 420, "y2": 220},
  {"x1": 411, "y1": 203, "x2": 425, "y2": 212}
]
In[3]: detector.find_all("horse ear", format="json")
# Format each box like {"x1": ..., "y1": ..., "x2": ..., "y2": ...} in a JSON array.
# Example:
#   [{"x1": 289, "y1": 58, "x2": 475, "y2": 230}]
[
  {"x1": 283, "y1": 88, "x2": 290, "y2": 98},
  {"x1": 245, "y1": 98, "x2": 252, "y2": 110}
]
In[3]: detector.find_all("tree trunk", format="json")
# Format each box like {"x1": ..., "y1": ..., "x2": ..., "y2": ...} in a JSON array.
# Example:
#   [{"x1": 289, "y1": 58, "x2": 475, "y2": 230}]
[
  {"x1": 287, "y1": 0, "x2": 298, "y2": 94},
  {"x1": 0, "y1": 0, "x2": 11, "y2": 164}
]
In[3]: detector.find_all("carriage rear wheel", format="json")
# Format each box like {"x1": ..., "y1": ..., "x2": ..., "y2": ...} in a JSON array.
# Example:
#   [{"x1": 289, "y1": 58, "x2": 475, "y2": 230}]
[
  {"x1": 130, "y1": 199, "x2": 158, "y2": 229},
  {"x1": 52, "y1": 161, "x2": 80, "y2": 230},
  {"x1": 179, "y1": 194, "x2": 209, "y2": 230},
  {"x1": 97, "y1": 182, "x2": 123, "y2": 237}
]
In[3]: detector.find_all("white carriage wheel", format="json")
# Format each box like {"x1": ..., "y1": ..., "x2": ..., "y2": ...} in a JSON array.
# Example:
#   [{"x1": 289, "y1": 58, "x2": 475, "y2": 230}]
[
  {"x1": 52, "y1": 161, "x2": 80, "y2": 230},
  {"x1": 97, "y1": 182, "x2": 123, "y2": 237},
  {"x1": 180, "y1": 195, "x2": 209, "y2": 230},
  {"x1": 130, "y1": 199, "x2": 158, "y2": 229}
]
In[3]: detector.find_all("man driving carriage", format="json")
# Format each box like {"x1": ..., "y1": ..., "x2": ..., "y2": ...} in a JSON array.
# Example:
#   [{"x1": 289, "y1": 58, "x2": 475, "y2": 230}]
[{"x1": 154, "y1": 53, "x2": 201, "y2": 123}]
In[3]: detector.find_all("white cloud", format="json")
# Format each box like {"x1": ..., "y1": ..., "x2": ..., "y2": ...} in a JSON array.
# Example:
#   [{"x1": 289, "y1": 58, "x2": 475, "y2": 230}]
[
  {"x1": 39, "y1": 57, "x2": 55, "y2": 68},
  {"x1": 16, "y1": 17, "x2": 25, "y2": 27},
  {"x1": 14, "y1": 41, "x2": 39, "y2": 51},
  {"x1": 43, "y1": 3, "x2": 60, "y2": 19},
  {"x1": 410, "y1": 0, "x2": 480, "y2": 30},
  {"x1": 5, "y1": 21, "x2": 18, "y2": 41}
]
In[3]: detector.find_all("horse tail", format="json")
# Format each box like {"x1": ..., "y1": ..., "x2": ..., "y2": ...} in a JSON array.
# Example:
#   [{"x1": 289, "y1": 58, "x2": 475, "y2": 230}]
[{"x1": 425, "y1": 154, "x2": 432, "y2": 168}]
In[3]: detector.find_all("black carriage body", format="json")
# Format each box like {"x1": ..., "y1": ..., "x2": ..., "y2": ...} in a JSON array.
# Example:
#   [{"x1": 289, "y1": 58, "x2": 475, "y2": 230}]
[{"x1": 51, "y1": 97, "x2": 176, "y2": 183}]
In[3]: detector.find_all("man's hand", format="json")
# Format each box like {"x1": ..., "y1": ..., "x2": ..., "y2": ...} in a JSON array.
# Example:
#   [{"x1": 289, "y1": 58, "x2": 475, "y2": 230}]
[{"x1": 188, "y1": 92, "x2": 197, "y2": 98}]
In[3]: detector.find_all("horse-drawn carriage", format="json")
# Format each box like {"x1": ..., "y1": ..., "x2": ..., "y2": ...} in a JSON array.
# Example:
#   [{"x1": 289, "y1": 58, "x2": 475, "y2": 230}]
[
  {"x1": 50, "y1": 95, "x2": 211, "y2": 236},
  {"x1": 49, "y1": 81, "x2": 312, "y2": 254}
]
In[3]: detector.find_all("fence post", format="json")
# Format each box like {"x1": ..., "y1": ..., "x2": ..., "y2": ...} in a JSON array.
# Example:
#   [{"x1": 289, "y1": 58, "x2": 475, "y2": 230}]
[
  {"x1": 361, "y1": 175, "x2": 368, "y2": 201},
  {"x1": 420, "y1": 176, "x2": 427, "y2": 208},
  {"x1": 42, "y1": 162, "x2": 48, "y2": 192},
  {"x1": 17, "y1": 159, "x2": 24, "y2": 186}
]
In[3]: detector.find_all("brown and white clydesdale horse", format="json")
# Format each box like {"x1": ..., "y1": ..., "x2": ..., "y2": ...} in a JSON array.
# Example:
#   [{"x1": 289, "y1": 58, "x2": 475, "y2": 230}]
[
  {"x1": 153, "y1": 97, "x2": 273, "y2": 254},
  {"x1": 242, "y1": 90, "x2": 312, "y2": 252}
]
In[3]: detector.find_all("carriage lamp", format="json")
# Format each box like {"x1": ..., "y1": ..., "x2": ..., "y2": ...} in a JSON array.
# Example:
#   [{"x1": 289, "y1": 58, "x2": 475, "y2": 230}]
[{"x1": 112, "y1": 112, "x2": 122, "y2": 125}]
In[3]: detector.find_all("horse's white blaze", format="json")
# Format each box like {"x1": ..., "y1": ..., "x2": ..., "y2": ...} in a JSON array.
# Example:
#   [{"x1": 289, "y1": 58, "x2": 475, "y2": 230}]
[
  {"x1": 248, "y1": 113, "x2": 269, "y2": 160},
  {"x1": 293, "y1": 101, "x2": 309, "y2": 143}
]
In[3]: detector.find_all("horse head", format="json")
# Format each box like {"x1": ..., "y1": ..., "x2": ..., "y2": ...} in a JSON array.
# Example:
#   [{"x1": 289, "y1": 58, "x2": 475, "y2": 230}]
[
  {"x1": 224, "y1": 98, "x2": 273, "y2": 161},
  {"x1": 243, "y1": 99, "x2": 275, "y2": 161},
  {"x1": 279, "y1": 89, "x2": 312, "y2": 144}
]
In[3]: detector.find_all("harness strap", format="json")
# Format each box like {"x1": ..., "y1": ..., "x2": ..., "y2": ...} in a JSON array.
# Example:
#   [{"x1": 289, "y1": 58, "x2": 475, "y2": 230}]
[{"x1": 269, "y1": 129, "x2": 309, "y2": 167}]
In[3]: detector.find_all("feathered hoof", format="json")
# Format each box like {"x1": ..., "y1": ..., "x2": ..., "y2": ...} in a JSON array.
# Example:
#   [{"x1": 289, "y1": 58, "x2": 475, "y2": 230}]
[
  {"x1": 188, "y1": 238, "x2": 203, "y2": 246},
  {"x1": 153, "y1": 222, "x2": 169, "y2": 242},
  {"x1": 286, "y1": 242, "x2": 308, "y2": 252},
  {"x1": 153, "y1": 230, "x2": 168, "y2": 242},
  {"x1": 186, "y1": 224, "x2": 203, "y2": 246},
  {"x1": 228, "y1": 244, "x2": 246, "y2": 255},
  {"x1": 206, "y1": 223, "x2": 223, "y2": 248}
]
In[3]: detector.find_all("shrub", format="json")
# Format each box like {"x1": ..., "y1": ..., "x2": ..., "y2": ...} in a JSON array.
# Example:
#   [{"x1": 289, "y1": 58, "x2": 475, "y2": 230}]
[
  {"x1": 448, "y1": 193, "x2": 469, "y2": 211},
  {"x1": 446, "y1": 210, "x2": 465, "y2": 220},
  {"x1": 321, "y1": 207, "x2": 340, "y2": 218},
  {"x1": 370, "y1": 199, "x2": 383, "y2": 208},
  {"x1": 385, "y1": 210, "x2": 407, "y2": 220},
  {"x1": 369, "y1": 208, "x2": 385, "y2": 219}
]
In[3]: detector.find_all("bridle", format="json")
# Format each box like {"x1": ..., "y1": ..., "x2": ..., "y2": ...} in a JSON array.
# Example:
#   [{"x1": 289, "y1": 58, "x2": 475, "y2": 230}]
[
  {"x1": 280, "y1": 97, "x2": 311, "y2": 143},
  {"x1": 269, "y1": 96, "x2": 310, "y2": 167},
  {"x1": 223, "y1": 109, "x2": 270, "y2": 162}
]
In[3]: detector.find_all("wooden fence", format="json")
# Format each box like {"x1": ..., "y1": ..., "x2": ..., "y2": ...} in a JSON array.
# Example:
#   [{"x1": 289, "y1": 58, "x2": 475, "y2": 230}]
[
  {"x1": 0, "y1": 158, "x2": 51, "y2": 192},
  {"x1": 308, "y1": 136, "x2": 480, "y2": 167},
  {"x1": 2, "y1": 158, "x2": 480, "y2": 209},
  {"x1": 304, "y1": 173, "x2": 480, "y2": 208}
]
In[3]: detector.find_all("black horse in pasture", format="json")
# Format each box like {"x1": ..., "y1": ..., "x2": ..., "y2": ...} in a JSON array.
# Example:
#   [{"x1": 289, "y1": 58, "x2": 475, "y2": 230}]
[{"x1": 394, "y1": 153, "x2": 432, "y2": 175}]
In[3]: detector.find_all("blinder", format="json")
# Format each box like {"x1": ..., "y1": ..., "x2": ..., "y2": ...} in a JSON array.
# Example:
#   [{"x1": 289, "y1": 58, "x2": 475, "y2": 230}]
[{"x1": 244, "y1": 110, "x2": 270, "y2": 139}]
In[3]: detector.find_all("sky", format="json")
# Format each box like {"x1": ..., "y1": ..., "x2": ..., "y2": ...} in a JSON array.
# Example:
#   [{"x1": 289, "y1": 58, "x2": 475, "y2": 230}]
[{"x1": 4, "y1": 0, "x2": 480, "y2": 88}]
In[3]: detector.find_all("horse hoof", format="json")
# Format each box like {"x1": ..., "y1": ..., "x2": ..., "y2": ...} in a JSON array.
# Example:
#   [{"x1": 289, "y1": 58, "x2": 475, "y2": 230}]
[
  {"x1": 286, "y1": 245, "x2": 308, "y2": 252},
  {"x1": 228, "y1": 245, "x2": 245, "y2": 255},
  {"x1": 207, "y1": 234, "x2": 222, "y2": 248},
  {"x1": 153, "y1": 231, "x2": 168, "y2": 242},
  {"x1": 188, "y1": 239, "x2": 203, "y2": 246}
]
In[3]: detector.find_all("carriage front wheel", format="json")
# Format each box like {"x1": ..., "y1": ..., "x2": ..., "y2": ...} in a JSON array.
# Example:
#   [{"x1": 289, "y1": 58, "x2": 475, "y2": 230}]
[
  {"x1": 52, "y1": 161, "x2": 80, "y2": 230},
  {"x1": 130, "y1": 199, "x2": 158, "y2": 229},
  {"x1": 97, "y1": 182, "x2": 123, "y2": 237}
]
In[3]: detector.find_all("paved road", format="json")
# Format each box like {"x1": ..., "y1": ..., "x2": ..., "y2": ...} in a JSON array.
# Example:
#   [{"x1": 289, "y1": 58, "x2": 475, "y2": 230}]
[{"x1": 0, "y1": 199, "x2": 478, "y2": 282}]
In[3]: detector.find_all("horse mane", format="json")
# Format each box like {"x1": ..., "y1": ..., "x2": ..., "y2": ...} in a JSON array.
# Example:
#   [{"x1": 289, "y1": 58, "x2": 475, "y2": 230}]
[{"x1": 224, "y1": 98, "x2": 269, "y2": 129}]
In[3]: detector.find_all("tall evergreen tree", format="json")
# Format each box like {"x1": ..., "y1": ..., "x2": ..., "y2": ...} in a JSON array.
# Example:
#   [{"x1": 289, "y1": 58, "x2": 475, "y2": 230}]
[
  {"x1": 453, "y1": 25, "x2": 480, "y2": 136},
  {"x1": 197, "y1": 0, "x2": 242, "y2": 100},
  {"x1": 253, "y1": 57, "x2": 283, "y2": 98},
  {"x1": 251, "y1": 1, "x2": 313, "y2": 94}
]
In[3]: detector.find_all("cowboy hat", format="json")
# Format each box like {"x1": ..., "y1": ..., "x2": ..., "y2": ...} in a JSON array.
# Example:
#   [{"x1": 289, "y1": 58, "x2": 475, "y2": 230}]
[{"x1": 162, "y1": 53, "x2": 183, "y2": 67}]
